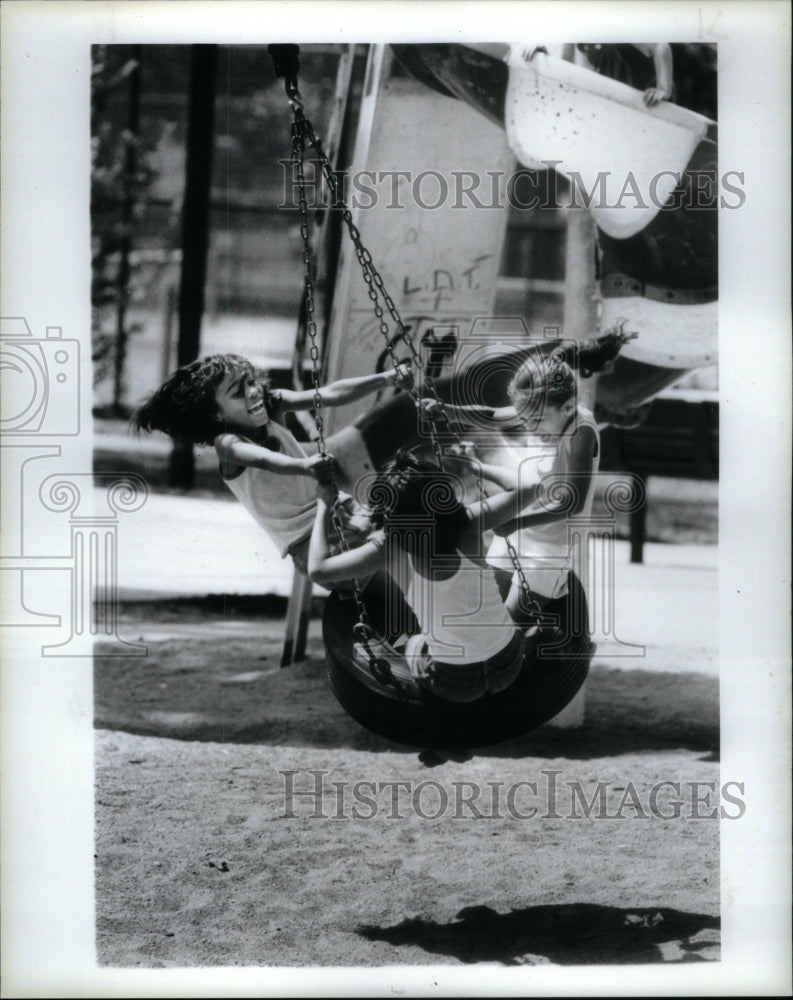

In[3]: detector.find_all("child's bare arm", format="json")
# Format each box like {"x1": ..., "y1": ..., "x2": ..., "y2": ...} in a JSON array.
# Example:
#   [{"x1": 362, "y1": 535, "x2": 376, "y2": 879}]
[
  {"x1": 278, "y1": 363, "x2": 412, "y2": 413},
  {"x1": 469, "y1": 426, "x2": 596, "y2": 533},
  {"x1": 445, "y1": 453, "x2": 523, "y2": 492},
  {"x1": 634, "y1": 43, "x2": 673, "y2": 105},
  {"x1": 421, "y1": 398, "x2": 518, "y2": 427},
  {"x1": 466, "y1": 473, "x2": 543, "y2": 534},
  {"x1": 492, "y1": 425, "x2": 597, "y2": 534},
  {"x1": 307, "y1": 496, "x2": 383, "y2": 585},
  {"x1": 215, "y1": 433, "x2": 333, "y2": 480}
]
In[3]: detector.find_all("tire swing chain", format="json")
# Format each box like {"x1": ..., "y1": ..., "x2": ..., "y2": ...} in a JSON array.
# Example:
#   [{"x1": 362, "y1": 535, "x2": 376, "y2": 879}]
[
  {"x1": 306, "y1": 120, "x2": 542, "y2": 626},
  {"x1": 288, "y1": 80, "x2": 543, "y2": 643},
  {"x1": 291, "y1": 105, "x2": 450, "y2": 469},
  {"x1": 291, "y1": 96, "x2": 410, "y2": 696},
  {"x1": 273, "y1": 46, "x2": 462, "y2": 463},
  {"x1": 470, "y1": 462, "x2": 545, "y2": 624}
]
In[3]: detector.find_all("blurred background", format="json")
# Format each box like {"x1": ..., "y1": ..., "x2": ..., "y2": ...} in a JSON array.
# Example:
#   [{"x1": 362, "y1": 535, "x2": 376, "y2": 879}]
[{"x1": 91, "y1": 43, "x2": 717, "y2": 549}]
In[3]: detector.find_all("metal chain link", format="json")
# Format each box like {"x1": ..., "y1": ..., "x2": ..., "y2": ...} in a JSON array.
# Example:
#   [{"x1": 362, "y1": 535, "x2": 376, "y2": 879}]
[
  {"x1": 289, "y1": 96, "x2": 543, "y2": 626},
  {"x1": 291, "y1": 102, "x2": 372, "y2": 635},
  {"x1": 469, "y1": 461, "x2": 544, "y2": 621},
  {"x1": 291, "y1": 117, "x2": 326, "y2": 454},
  {"x1": 304, "y1": 117, "x2": 453, "y2": 469}
]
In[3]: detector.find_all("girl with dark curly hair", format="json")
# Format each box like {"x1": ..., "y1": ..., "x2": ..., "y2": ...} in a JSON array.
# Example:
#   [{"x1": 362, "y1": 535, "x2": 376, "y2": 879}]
[{"x1": 133, "y1": 353, "x2": 411, "y2": 577}]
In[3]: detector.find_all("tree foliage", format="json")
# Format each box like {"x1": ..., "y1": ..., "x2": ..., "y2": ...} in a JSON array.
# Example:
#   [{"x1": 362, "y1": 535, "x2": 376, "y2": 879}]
[{"x1": 90, "y1": 46, "x2": 154, "y2": 404}]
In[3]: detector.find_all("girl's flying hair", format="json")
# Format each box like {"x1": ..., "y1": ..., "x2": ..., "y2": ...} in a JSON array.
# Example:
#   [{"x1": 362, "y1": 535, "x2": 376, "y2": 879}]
[
  {"x1": 131, "y1": 354, "x2": 275, "y2": 446},
  {"x1": 508, "y1": 323, "x2": 636, "y2": 412},
  {"x1": 558, "y1": 322, "x2": 637, "y2": 378},
  {"x1": 508, "y1": 353, "x2": 577, "y2": 413}
]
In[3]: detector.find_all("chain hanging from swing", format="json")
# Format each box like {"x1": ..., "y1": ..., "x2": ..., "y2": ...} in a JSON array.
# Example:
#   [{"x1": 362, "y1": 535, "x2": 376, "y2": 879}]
[
  {"x1": 291, "y1": 111, "x2": 449, "y2": 465},
  {"x1": 277, "y1": 48, "x2": 546, "y2": 634},
  {"x1": 287, "y1": 75, "x2": 410, "y2": 688}
]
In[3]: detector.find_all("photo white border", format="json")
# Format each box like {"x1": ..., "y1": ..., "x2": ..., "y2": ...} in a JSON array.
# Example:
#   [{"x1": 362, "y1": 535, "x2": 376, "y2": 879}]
[{"x1": 1, "y1": 1, "x2": 790, "y2": 995}]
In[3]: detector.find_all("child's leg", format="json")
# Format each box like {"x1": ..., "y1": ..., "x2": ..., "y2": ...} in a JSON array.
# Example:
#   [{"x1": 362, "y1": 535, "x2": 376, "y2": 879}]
[
  {"x1": 505, "y1": 561, "x2": 574, "y2": 627},
  {"x1": 505, "y1": 576, "x2": 546, "y2": 627},
  {"x1": 505, "y1": 568, "x2": 564, "y2": 628}
]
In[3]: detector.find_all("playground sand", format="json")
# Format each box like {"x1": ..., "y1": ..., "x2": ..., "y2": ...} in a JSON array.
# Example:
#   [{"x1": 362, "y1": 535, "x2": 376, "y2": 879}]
[{"x1": 94, "y1": 616, "x2": 719, "y2": 968}]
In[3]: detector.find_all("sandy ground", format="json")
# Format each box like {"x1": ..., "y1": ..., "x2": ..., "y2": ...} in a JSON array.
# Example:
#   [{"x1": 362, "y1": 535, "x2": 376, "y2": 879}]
[{"x1": 95, "y1": 604, "x2": 720, "y2": 969}]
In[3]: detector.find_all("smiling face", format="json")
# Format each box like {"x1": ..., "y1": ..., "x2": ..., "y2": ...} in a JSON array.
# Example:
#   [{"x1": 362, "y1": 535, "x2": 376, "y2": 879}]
[{"x1": 214, "y1": 367, "x2": 271, "y2": 431}]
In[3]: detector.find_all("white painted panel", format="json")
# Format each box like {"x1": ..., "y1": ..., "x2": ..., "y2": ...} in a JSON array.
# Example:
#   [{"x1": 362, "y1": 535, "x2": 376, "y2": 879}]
[
  {"x1": 602, "y1": 296, "x2": 718, "y2": 368},
  {"x1": 323, "y1": 46, "x2": 515, "y2": 434}
]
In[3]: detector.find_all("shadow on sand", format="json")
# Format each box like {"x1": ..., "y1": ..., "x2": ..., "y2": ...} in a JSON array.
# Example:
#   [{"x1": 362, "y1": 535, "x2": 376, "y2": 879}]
[
  {"x1": 95, "y1": 626, "x2": 718, "y2": 760},
  {"x1": 358, "y1": 903, "x2": 720, "y2": 965}
]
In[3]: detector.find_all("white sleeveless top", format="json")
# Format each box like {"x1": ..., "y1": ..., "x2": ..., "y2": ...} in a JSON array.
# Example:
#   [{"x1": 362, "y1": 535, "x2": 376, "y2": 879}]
[
  {"x1": 488, "y1": 405, "x2": 600, "y2": 566},
  {"x1": 222, "y1": 421, "x2": 317, "y2": 557},
  {"x1": 386, "y1": 542, "x2": 515, "y2": 664}
]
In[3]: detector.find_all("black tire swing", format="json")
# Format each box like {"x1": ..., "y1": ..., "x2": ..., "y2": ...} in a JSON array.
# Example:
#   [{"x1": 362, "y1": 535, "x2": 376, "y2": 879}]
[
  {"x1": 272, "y1": 47, "x2": 593, "y2": 751},
  {"x1": 323, "y1": 583, "x2": 592, "y2": 753}
]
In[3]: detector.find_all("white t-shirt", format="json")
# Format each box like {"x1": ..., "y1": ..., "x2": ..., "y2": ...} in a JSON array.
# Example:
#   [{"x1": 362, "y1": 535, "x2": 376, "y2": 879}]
[
  {"x1": 385, "y1": 542, "x2": 514, "y2": 664},
  {"x1": 487, "y1": 406, "x2": 600, "y2": 597},
  {"x1": 222, "y1": 421, "x2": 317, "y2": 557}
]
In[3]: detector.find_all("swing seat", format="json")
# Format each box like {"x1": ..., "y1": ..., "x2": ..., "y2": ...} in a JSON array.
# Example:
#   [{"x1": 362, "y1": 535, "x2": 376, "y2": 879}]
[{"x1": 323, "y1": 582, "x2": 593, "y2": 752}]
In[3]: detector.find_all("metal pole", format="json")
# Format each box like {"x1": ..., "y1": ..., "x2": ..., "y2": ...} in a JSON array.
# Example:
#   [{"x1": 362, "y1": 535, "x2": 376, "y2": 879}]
[
  {"x1": 549, "y1": 204, "x2": 598, "y2": 729},
  {"x1": 169, "y1": 44, "x2": 218, "y2": 488}
]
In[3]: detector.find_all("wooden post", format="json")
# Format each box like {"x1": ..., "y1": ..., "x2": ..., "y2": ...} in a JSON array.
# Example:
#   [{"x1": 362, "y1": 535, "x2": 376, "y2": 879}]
[
  {"x1": 630, "y1": 486, "x2": 648, "y2": 564},
  {"x1": 281, "y1": 572, "x2": 313, "y2": 666}
]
